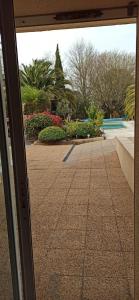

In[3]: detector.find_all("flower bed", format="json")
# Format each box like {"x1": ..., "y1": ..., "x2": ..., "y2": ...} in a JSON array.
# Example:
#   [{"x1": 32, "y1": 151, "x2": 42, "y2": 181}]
[
  {"x1": 24, "y1": 112, "x2": 103, "y2": 144},
  {"x1": 24, "y1": 112, "x2": 62, "y2": 140}
]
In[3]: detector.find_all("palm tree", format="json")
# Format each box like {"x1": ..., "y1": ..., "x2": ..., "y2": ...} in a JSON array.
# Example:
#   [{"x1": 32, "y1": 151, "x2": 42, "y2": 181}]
[
  {"x1": 20, "y1": 59, "x2": 55, "y2": 92},
  {"x1": 124, "y1": 84, "x2": 135, "y2": 119}
]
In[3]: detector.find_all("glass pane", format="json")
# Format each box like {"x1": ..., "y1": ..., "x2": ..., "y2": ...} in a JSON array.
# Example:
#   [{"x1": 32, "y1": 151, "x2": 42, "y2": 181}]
[
  {"x1": 0, "y1": 37, "x2": 23, "y2": 299},
  {"x1": 0, "y1": 156, "x2": 13, "y2": 299}
]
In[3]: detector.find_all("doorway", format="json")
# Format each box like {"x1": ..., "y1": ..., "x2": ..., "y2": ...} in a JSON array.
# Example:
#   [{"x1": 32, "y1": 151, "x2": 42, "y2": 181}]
[
  {"x1": 0, "y1": 0, "x2": 138, "y2": 299},
  {"x1": 17, "y1": 24, "x2": 135, "y2": 300}
]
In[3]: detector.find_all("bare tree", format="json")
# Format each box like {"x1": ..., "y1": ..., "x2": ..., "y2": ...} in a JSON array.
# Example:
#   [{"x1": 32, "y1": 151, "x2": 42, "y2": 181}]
[
  {"x1": 68, "y1": 40, "x2": 135, "y2": 118},
  {"x1": 92, "y1": 51, "x2": 135, "y2": 117},
  {"x1": 68, "y1": 40, "x2": 98, "y2": 116}
]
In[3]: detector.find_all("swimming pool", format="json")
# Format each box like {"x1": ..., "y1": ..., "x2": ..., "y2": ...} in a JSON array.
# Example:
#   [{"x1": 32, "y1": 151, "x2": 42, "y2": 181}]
[
  {"x1": 102, "y1": 118, "x2": 125, "y2": 130},
  {"x1": 83, "y1": 117, "x2": 126, "y2": 129}
]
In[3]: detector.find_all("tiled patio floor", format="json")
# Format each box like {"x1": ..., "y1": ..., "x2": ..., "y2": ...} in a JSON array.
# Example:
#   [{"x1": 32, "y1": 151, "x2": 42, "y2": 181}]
[{"x1": 27, "y1": 140, "x2": 134, "y2": 300}]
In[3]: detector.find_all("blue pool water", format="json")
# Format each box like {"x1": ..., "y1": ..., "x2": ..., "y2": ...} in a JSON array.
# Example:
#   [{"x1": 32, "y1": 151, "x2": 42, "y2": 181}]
[
  {"x1": 83, "y1": 117, "x2": 125, "y2": 129},
  {"x1": 102, "y1": 118, "x2": 125, "y2": 130}
]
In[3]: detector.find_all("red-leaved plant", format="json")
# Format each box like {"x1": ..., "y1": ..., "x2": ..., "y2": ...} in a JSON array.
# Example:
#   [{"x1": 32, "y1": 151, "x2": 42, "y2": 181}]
[
  {"x1": 24, "y1": 111, "x2": 62, "y2": 126},
  {"x1": 42, "y1": 111, "x2": 62, "y2": 126}
]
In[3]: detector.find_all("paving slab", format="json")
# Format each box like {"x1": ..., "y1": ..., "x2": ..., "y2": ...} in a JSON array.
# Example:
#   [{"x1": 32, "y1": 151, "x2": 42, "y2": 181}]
[{"x1": 26, "y1": 140, "x2": 134, "y2": 299}]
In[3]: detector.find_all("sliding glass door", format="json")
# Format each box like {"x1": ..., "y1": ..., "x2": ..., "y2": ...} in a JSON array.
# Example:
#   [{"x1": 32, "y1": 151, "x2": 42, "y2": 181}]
[{"x1": 0, "y1": 0, "x2": 36, "y2": 299}]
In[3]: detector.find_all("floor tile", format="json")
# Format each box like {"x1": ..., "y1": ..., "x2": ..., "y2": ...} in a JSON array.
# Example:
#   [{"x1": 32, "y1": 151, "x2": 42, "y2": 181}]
[
  {"x1": 57, "y1": 215, "x2": 87, "y2": 230},
  {"x1": 107, "y1": 167, "x2": 124, "y2": 177},
  {"x1": 128, "y1": 279, "x2": 134, "y2": 299},
  {"x1": 89, "y1": 193, "x2": 112, "y2": 206},
  {"x1": 123, "y1": 252, "x2": 134, "y2": 279},
  {"x1": 84, "y1": 251, "x2": 126, "y2": 278},
  {"x1": 66, "y1": 195, "x2": 88, "y2": 205},
  {"x1": 83, "y1": 277, "x2": 131, "y2": 300},
  {"x1": 91, "y1": 168, "x2": 107, "y2": 177},
  {"x1": 61, "y1": 204, "x2": 88, "y2": 216},
  {"x1": 48, "y1": 230, "x2": 86, "y2": 249},
  {"x1": 45, "y1": 249, "x2": 84, "y2": 276},
  {"x1": 70, "y1": 181, "x2": 90, "y2": 189},
  {"x1": 88, "y1": 203, "x2": 114, "y2": 216},
  {"x1": 68, "y1": 189, "x2": 89, "y2": 196},
  {"x1": 36, "y1": 275, "x2": 82, "y2": 300},
  {"x1": 117, "y1": 216, "x2": 134, "y2": 252},
  {"x1": 26, "y1": 142, "x2": 134, "y2": 300},
  {"x1": 86, "y1": 216, "x2": 121, "y2": 251}
]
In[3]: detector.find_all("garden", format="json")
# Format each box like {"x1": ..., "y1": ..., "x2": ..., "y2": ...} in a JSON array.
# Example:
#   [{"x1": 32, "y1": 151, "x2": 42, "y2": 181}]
[
  {"x1": 21, "y1": 42, "x2": 135, "y2": 144},
  {"x1": 24, "y1": 105, "x2": 103, "y2": 144}
]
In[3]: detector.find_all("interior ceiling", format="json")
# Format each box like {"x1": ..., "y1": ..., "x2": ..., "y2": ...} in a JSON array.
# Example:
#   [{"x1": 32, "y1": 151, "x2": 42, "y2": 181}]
[{"x1": 13, "y1": 0, "x2": 136, "y2": 17}]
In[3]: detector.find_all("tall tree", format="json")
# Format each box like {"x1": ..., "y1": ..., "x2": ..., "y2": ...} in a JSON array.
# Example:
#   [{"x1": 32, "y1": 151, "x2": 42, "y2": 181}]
[
  {"x1": 68, "y1": 40, "x2": 97, "y2": 117},
  {"x1": 68, "y1": 40, "x2": 135, "y2": 118},
  {"x1": 92, "y1": 51, "x2": 135, "y2": 117},
  {"x1": 54, "y1": 44, "x2": 65, "y2": 90}
]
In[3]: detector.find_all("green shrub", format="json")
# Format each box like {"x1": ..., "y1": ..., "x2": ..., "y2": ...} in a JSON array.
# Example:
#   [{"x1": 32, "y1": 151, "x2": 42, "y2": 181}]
[
  {"x1": 86, "y1": 104, "x2": 104, "y2": 127},
  {"x1": 21, "y1": 85, "x2": 51, "y2": 114},
  {"x1": 66, "y1": 121, "x2": 79, "y2": 138},
  {"x1": 38, "y1": 126, "x2": 66, "y2": 142},
  {"x1": 76, "y1": 122, "x2": 95, "y2": 138},
  {"x1": 66, "y1": 121, "x2": 102, "y2": 138},
  {"x1": 25, "y1": 114, "x2": 52, "y2": 139}
]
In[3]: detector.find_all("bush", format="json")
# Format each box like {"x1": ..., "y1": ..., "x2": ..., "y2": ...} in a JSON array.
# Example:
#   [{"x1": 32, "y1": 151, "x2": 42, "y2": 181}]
[
  {"x1": 38, "y1": 126, "x2": 66, "y2": 142},
  {"x1": 42, "y1": 111, "x2": 62, "y2": 126},
  {"x1": 66, "y1": 121, "x2": 78, "y2": 138},
  {"x1": 76, "y1": 122, "x2": 96, "y2": 138},
  {"x1": 86, "y1": 104, "x2": 104, "y2": 127},
  {"x1": 25, "y1": 114, "x2": 52, "y2": 139},
  {"x1": 66, "y1": 121, "x2": 102, "y2": 138}
]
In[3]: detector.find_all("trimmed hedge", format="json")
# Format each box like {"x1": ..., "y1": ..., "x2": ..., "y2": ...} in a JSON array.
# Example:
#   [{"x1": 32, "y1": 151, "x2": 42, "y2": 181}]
[
  {"x1": 66, "y1": 121, "x2": 102, "y2": 138},
  {"x1": 38, "y1": 126, "x2": 66, "y2": 142}
]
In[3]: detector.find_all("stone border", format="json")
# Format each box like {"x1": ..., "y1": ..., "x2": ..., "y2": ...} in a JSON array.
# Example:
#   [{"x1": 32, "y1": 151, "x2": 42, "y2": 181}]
[{"x1": 33, "y1": 136, "x2": 104, "y2": 146}]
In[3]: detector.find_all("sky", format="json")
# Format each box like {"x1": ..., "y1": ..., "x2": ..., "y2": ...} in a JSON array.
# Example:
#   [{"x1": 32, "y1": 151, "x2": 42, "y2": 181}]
[{"x1": 16, "y1": 24, "x2": 136, "y2": 67}]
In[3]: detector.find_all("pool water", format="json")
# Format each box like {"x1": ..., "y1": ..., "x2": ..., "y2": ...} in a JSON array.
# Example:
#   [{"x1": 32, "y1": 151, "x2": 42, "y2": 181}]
[
  {"x1": 83, "y1": 117, "x2": 126, "y2": 129},
  {"x1": 102, "y1": 124, "x2": 125, "y2": 129},
  {"x1": 102, "y1": 118, "x2": 125, "y2": 130}
]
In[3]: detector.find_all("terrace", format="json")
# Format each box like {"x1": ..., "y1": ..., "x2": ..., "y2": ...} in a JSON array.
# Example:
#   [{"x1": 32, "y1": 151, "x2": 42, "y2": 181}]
[{"x1": 25, "y1": 139, "x2": 134, "y2": 300}]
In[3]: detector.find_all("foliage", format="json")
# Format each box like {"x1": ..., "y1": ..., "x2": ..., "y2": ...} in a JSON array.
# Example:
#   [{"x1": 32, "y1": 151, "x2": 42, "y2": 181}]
[
  {"x1": 21, "y1": 85, "x2": 39, "y2": 103},
  {"x1": 66, "y1": 121, "x2": 102, "y2": 138},
  {"x1": 20, "y1": 50, "x2": 74, "y2": 116},
  {"x1": 41, "y1": 111, "x2": 62, "y2": 126},
  {"x1": 56, "y1": 99, "x2": 72, "y2": 119},
  {"x1": 25, "y1": 114, "x2": 52, "y2": 139},
  {"x1": 55, "y1": 88, "x2": 77, "y2": 118},
  {"x1": 38, "y1": 126, "x2": 66, "y2": 142},
  {"x1": 76, "y1": 122, "x2": 96, "y2": 138},
  {"x1": 68, "y1": 40, "x2": 135, "y2": 118},
  {"x1": 68, "y1": 40, "x2": 96, "y2": 116},
  {"x1": 124, "y1": 84, "x2": 135, "y2": 119},
  {"x1": 20, "y1": 59, "x2": 55, "y2": 92},
  {"x1": 54, "y1": 44, "x2": 65, "y2": 90},
  {"x1": 86, "y1": 104, "x2": 104, "y2": 127},
  {"x1": 35, "y1": 90, "x2": 51, "y2": 112},
  {"x1": 65, "y1": 121, "x2": 79, "y2": 138},
  {"x1": 92, "y1": 52, "x2": 135, "y2": 117},
  {"x1": 54, "y1": 44, "x2": 74, "y2": 114},
  {"x1": 21, "y1": 85, "x2": 50, "y2": 114},
  {"x1": 20, "y1": 41, "x2": 135, "y2": 119}
]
